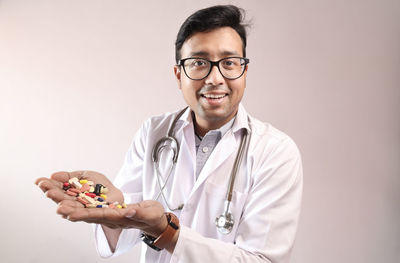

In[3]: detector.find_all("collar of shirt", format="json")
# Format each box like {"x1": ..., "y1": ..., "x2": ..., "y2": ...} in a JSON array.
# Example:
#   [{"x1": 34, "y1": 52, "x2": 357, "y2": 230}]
[{"x1": 193, "y1": 115, "x2": 235, "y2": 147}]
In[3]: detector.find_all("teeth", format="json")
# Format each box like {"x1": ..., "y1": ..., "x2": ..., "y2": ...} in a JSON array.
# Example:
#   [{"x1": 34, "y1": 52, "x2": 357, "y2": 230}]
[{"x1": 203, "y1": 94, "x2": 225, "y2": 99}]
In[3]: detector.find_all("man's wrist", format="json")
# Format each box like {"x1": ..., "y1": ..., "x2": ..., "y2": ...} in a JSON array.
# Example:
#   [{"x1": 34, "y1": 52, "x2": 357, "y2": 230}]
[{"x1": 141, "y1": 212, "x2": 180, "y2": 252}]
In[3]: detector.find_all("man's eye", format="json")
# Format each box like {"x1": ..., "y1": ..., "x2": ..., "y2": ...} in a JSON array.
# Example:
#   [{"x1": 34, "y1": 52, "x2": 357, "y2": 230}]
[
  {"x1": 193, "y1": 60, "x2": 206, "y2": 66},
  {"x1": 222, "y1": 59, "x2": 237, "y2": 67}
]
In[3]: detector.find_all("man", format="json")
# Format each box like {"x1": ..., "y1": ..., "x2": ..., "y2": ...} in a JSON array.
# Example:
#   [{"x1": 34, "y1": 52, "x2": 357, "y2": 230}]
[{"x1": 36, "y1": 5, "x2": 303, "y2": 263}]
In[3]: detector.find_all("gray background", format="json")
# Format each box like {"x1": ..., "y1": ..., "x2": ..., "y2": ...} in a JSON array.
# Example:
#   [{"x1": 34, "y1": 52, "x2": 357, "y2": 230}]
[{"x1": 1, "y1": 0, "x2": 399, "y2": 262}]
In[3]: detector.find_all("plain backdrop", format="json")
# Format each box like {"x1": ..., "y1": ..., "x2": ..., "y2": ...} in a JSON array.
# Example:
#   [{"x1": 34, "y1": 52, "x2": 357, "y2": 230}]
[{"x1": 1, "y1": 0, "x2": 399, "y2": 262}]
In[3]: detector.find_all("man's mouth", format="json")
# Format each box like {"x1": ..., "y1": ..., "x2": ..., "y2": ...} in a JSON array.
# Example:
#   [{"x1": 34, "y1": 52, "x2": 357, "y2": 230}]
[{"x1": 201, "y1": 93, "x2": 228, "y2": 99}]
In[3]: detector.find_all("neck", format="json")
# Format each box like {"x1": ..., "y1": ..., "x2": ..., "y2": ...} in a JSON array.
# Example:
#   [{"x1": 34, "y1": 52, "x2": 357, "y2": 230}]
[{"x1": 192, "y1": 112, "x2": 237, "y2": 137}]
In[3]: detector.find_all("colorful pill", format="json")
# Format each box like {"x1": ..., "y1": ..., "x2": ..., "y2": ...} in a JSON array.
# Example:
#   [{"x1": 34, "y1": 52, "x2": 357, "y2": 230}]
[
  {"x1": 68, "y1": 177, "x2": 79, "y2": 184},
  {"x1": 81, "y1": 195, "x2": 96, "y2": 204},
  {"x1": 94, "y1": 184, "x2": 102, "y2": 195},
  {"x1": 69, "y1": 188, "x2": 81, "y2": 194},
  {"x1": 79, "y1": 179, "x2": 88, "y2": 184},
  {"x1": 100, "y1": 194, "x2": 107, "y2": 199},
  {"x1": 96, "y1": 205, "x2": 103, "y2": 208},
  {"x1": 80, "y1": 183, "x2": 90, "y2": 192},
  {"x1": 77, "y1": 197, "x2": 89, "y2": 205},
  {"x1": 116, "y1": 205, "x2": 122, "y2": 209},
  {"x1": 66, "y1": 189, "x2": 78, "y2": 196},
  {"x1": 85, "y1": 192, "x2": 96, "y2": 198}
]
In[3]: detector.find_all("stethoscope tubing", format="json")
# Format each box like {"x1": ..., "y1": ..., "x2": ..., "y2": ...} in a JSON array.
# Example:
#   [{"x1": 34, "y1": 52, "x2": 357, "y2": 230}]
[{"x1": 152, "y1": 108, "x2": 251, "y2": 232}]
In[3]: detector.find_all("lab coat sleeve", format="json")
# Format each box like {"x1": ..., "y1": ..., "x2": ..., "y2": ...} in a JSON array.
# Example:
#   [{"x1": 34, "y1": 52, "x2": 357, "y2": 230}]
[
  {"x1": 171, "y1": 136, "x2": 303, "y2": 263},
  {"x1": 94, "y1": 120, "x2": 149, "y2": 258}
]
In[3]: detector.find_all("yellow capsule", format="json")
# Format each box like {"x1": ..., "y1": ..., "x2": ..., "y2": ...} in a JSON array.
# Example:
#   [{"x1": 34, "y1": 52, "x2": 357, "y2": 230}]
[
  {"x1": 100, "y1": 194, "x2": 107, "y2": 199},
  {"x1": 80, "y1": 179, "x2": 88, "y2": 184},
  {"x1": 117, "y1": 205, "x2": 122, "y2": 209}
]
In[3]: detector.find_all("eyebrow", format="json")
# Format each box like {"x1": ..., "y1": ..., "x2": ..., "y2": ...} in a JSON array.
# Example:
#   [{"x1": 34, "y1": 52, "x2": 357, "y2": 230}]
[{"x1": 188, "y1": 50, "x2": 241, "y2": 58}]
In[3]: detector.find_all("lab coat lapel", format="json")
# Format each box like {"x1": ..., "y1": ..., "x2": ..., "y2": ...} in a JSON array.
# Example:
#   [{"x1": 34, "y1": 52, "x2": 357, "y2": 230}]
[{"x1": 190, "y1": 131, "x2": 237, "y2": 194}]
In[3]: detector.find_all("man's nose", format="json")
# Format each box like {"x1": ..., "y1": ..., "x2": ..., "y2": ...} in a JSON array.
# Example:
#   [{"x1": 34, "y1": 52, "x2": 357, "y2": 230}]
[{"x1": 204, "y1": 65, "x2": 224, "y2": 85}]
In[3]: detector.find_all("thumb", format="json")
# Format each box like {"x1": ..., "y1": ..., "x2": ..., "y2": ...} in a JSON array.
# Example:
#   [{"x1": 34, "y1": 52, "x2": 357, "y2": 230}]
[{"x1": 124, "y1": 207, "x2": 137, "y2": 218}]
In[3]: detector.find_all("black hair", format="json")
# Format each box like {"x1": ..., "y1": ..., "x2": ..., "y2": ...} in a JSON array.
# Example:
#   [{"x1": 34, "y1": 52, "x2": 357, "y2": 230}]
[{"x1": 175, "y1": 5, "x2": 249, "y2": 63}]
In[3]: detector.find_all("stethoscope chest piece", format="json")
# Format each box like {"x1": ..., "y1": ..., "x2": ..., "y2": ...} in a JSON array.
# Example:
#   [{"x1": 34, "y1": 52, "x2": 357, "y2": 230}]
[
  {"x1": 215, "y1": 211, "x2": 234, "y2": 234},
  {"x1": 215, "y1": 200, "x2": 235, "y2": 234}
]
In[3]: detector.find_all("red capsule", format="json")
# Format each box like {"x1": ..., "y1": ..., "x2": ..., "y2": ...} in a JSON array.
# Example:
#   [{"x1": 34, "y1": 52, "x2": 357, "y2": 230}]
[
  {"x1": 85, "y1": 192, "x2": 96, "y2": 198},
  {"x1": 63, "y1": 182, "x2": 70, "y2": 187}
]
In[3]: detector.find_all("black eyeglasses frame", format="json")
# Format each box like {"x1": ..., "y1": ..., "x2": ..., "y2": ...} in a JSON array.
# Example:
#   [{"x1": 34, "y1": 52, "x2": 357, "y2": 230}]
[{"x1": 177, "y1": 57, "x2": 250, "y2": 80}]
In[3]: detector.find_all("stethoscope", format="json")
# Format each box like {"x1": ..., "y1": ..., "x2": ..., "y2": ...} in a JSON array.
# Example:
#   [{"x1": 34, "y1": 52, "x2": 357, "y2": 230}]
[{"x1": 152, "y1": 107, "x2": 250, "y2": 234}]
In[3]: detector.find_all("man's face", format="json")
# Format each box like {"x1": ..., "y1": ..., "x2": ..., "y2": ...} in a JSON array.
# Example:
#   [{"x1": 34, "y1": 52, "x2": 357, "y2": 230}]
[{"x1": 174, "y1": 27, "x2": 247, "y2": 130}]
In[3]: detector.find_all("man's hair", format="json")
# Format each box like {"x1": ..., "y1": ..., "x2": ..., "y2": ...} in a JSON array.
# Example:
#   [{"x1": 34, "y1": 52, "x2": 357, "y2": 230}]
[{"x1": 175, "y1": 5, "x2": 249, "y2": 63}]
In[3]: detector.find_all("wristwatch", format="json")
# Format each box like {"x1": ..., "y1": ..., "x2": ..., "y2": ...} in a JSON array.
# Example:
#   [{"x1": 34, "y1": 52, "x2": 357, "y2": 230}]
[{"x1": 141, "y1": 212, "x2": 180, "y2": 251}]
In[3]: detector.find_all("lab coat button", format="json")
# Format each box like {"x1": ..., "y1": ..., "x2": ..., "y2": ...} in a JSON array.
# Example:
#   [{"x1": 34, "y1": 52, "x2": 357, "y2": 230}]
[{"x1": 202, "y1": 146, "x2": 209, "y2": 153}]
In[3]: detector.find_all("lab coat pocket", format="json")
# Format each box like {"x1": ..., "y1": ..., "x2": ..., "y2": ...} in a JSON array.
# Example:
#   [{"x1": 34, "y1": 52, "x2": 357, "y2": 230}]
[{"x1": 204, "y1": 181, "x2": 248, "y2": 242}]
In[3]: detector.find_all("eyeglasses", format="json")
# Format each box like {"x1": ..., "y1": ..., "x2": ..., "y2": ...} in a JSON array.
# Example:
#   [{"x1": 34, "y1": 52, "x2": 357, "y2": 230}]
[{"x1": 177, "y1": 57, "x2": 250, "y2": 80}]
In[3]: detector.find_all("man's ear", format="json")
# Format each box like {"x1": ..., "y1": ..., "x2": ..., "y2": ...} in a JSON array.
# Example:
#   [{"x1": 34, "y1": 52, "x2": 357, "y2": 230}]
[
  {"x1": 242, "y1": 64, "x2": 249, "y2": 78},
  {"x1": 174, "y1": 65, "x2": 182, "y2": 89}
]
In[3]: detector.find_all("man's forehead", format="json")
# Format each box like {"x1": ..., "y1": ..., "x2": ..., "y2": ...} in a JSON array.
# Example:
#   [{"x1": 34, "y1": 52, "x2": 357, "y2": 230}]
[
  {"x1": 180, "y1": 27, "x2": 244, "y2": 58},
  {"x1": 187, "y1": 50, "x2": 241, "y2": 58}
]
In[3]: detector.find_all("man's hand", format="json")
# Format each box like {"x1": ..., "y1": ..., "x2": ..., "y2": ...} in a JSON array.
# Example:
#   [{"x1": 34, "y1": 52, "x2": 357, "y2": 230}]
[
  {"x1": 35, "y1": 171, "x2": 167, "y2": 236},
  {"x1": 35, "y1": 171, "x2": 124, "y2": 204},
  {"x1": 57, "y1": 199, "x2": 168, "y2": 237}
]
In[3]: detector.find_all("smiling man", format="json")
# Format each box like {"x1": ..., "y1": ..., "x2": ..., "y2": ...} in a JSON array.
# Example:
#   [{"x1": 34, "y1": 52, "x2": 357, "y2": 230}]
[
  {"x1": 175, "y1": 26, "x2": 248, "y2": 135},
  {"x1": 36, "y1": 5, "x2": 303, "y2": 263}
]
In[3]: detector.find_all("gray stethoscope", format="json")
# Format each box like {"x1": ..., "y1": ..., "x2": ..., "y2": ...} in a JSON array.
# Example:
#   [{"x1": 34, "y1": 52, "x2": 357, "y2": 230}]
[{"x1": 152, "y1": 108, "x2": 250, "y2": 234}]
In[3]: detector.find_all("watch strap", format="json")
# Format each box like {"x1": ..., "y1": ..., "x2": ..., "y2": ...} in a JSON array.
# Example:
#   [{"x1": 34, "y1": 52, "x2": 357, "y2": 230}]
[{"x1": 141, "y1": 212, "x2": 179, "y2": 251}]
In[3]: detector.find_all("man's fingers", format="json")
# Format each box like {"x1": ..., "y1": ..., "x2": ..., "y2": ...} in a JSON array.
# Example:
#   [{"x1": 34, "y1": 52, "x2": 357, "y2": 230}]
[
  {"x1": 56, "y1": 201, "x2": 146, "y2": 228},
  {"x1": 36, "y1": 178, "x2": 62, "y2": 193},
  {"x1": 50, "y1": 171, "x2": 71, "y2": 182},
  {"x1": 45, "y1": 188, "x2": 75, "y2": 203}
]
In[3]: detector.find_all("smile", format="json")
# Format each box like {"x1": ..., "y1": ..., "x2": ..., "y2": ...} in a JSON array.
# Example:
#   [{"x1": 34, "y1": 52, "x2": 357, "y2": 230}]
[{"x1": 201, "y1": 93, "x2": 228, "y2": 99}]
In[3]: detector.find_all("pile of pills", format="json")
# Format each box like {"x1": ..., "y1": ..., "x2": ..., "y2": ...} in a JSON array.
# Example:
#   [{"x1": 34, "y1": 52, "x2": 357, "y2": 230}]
[{"x1": 63, "y1": 177, "x2": 127, "y2": 209}]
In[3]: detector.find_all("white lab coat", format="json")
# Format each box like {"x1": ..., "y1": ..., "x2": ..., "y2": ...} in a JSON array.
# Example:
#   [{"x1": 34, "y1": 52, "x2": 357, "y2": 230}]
[{"x1": 94, "y1": 104, "x2": 303, "y2": 263}]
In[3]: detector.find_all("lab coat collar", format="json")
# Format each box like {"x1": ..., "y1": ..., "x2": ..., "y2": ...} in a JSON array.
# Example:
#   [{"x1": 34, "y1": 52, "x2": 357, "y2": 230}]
[{"x1": 232, "y1": 104, "x2": 251, "y2": 134}]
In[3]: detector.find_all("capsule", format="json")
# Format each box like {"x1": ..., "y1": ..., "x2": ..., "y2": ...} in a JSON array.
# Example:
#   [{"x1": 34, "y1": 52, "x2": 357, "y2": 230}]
[
  {"x1": 85, "y1": 192, "x2": 96, "y2": 198},
  {"x1": 80, "y1": 183, "x2": 90, "y2": 192}
]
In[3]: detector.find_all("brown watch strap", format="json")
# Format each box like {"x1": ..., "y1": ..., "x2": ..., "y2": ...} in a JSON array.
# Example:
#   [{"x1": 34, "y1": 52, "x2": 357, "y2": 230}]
[{"x1": 153, "y1": 212, "x2": 180, "y2": 250}]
